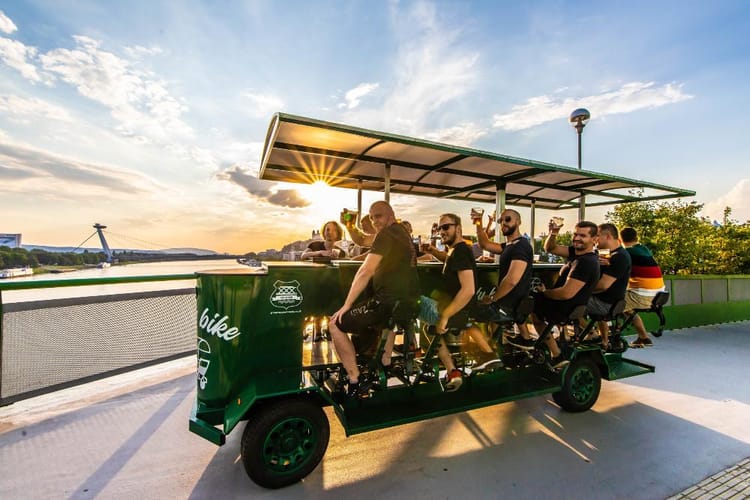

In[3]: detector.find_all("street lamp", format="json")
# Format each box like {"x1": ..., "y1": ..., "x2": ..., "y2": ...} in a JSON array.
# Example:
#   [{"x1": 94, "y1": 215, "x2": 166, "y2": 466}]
[{"x1": 569, "y1": 108, "x2": 591, "y2": 220}]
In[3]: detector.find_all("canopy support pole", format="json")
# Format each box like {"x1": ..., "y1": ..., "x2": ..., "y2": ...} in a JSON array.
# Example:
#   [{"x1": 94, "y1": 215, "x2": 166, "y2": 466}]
[
  {"x1": 530, "y1": 200, "x2": 536, "y2": 249},
  {"x1": 579, "y1": 195, "x2": 586, "y2": 221},
  {"x1": 495, "y1": 181, "x2": 506, "y2": 244},
  {"x1": 384, "y1": 163, "x2": 391, "y2": 203},
  {"x1": 357, "y1": 179, "x2": 363, "y2": 220}
]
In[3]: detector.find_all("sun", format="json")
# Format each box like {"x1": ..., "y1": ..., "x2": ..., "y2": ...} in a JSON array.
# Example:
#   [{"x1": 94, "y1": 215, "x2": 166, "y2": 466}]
[{"x1": 297, "y1": 180, "x2": 360, "y2": 216}]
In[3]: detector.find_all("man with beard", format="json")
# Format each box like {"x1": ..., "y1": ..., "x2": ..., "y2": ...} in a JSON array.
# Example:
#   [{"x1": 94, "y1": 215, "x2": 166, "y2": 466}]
[
  {"x1": 419, "y1": 213, "x2": 476, "y2": 391},
  {"x1": 474, "y1": 209, "x2": 535, "y2": 350},
  {"x1": 329, "y1": 201, "x2": 420, "y2": 399},
  {"x1": 534, "y1": 220, "x2": 601, "y2": 369}
]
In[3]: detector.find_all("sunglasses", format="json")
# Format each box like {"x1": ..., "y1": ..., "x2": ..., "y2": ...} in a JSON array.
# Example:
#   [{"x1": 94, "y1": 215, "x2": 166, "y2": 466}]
[
  {"x1": 500, "y1": 216, "x2": 512, "y2": 223},
  {"x1": 438, "y1": 223, "x2": 457, "y2": 231}
]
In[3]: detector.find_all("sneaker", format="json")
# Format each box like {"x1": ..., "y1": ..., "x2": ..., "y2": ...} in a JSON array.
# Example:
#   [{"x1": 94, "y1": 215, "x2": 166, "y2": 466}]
[
  {"x1": 472, "y1": 350, "x2": 502, "y2": 371},
  {"x1": 630, "y1": 336, "x2": 653, "y2": 348},
  {"x1": 549, "y1": 354, "x2": 570, "y2": 370},
  {"x1": 507, "y1": 336, "x2": 536, "y2": 350},
  {"x1": 445, "y1": 369, "x2": 463, "y2": 392}
]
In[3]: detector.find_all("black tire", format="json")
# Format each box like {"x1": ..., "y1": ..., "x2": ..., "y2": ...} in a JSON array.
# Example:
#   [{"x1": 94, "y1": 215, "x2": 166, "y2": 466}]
[
  {"x1": 552, "y1": 356, "x2": 601, "y2": 412},
  {"x1": 241, "y1": 398, "x2": 330, "y2": 489}
]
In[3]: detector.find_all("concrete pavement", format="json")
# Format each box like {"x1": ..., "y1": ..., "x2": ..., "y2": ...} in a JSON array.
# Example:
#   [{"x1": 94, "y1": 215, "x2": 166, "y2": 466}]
[{"x1": 1, "y1": 322, "x2": 749, "y2": 499}]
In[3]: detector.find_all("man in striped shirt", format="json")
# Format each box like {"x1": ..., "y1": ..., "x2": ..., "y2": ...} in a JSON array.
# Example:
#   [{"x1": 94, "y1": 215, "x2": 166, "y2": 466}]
[{"x1": 621, "y1": 227, "x2": 665, "y2": 347}]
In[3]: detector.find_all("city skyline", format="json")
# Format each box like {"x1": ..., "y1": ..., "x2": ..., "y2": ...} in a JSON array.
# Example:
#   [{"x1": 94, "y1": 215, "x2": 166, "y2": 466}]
[{"x1": 1, "y1": 1, "x2": 748, "y2": 253}]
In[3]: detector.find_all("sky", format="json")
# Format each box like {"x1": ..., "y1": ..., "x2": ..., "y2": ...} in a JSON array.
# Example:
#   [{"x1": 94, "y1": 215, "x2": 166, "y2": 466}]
[{"x1": 1, "y1": 1, "x2": 749, "y2": 254}]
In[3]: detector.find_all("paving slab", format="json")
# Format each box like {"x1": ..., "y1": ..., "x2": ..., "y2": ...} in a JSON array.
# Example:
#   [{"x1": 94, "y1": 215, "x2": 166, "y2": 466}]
[{"x1": 1, "y1": 322, "x2": 749, "y2": 499}]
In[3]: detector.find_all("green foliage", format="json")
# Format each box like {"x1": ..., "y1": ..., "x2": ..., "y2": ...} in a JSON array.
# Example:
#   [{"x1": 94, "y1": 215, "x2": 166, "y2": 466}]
[
  {"x1": 0, "y1": 246, "x2": 107, "y2": 269},
  {"x1": 606, "y1": 201, "x2": 750, "y2": 275}
]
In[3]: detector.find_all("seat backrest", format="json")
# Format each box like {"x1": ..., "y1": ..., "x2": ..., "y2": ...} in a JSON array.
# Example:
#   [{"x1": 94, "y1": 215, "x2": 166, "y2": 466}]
[
  {"x1": 609, "y1": 298, "x2": 626, "y2": 317},
  {"x1": 652, "y1": 291, "x2": 670, "y2": 309},
  {"x1": 567, "y1": 304, "x2": 587, "y2": 321},
  {"x1": 513, "y1": 296, "x2": 535, "y2": 323}
]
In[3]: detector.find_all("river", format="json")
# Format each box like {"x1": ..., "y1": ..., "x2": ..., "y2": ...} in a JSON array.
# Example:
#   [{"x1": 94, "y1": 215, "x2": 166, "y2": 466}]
[{"x1": 1, "y1": 259, "x2": 246, "y2": 302}]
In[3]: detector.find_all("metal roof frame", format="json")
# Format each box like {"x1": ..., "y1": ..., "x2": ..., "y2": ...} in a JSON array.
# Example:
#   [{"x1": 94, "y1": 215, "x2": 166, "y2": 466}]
[{"x1": 259, "y1": 113, "x2": 694, "y2": 210}]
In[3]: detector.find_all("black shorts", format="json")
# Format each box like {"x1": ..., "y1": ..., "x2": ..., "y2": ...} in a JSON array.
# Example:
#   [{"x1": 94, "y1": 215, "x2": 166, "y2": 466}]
[
  {"x1": 335, "y1": 299, "x2": 392, "y2": 337},
  {"x1": 533, "y1": 292, "x2": 578, "y2": 324}
]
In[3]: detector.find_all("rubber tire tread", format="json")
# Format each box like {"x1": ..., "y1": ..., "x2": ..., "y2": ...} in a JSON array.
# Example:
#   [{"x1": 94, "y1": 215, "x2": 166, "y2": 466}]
[
  {"x1": 552, "y1": 356, "x2": 601, "y2": 413},
  {"x1": 241, "y1": 398, "x2": 330, "y2": 489}
]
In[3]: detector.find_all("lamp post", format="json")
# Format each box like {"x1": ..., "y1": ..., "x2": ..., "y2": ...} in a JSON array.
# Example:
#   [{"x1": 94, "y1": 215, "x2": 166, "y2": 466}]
[{"x1": 569, "y1": 108, "x2": 591, "y2": 221}]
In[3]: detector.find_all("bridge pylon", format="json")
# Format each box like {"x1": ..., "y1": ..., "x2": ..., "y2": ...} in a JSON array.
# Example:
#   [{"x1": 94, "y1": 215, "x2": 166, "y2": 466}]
[{"x1": 93, "y1": 223, "x2": 114, "y2": 263}]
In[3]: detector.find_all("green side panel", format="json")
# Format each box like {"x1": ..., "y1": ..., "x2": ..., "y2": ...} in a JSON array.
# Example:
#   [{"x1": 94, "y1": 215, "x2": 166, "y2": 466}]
[
  {"x1": 196, "y1": 264, "x2": 342, "y2": 409},
  {"x1": 335, "y1": 368, "x2": 561, "y2": 436},
  {"x1": 637, "y1": 300, "x2": 750, "y2": 332},
  {"x1": 189, "y1": 401, "x2": 226, "y2": 445},
  {"x1": 602, "y1": 355, "x2": 655, "y2": 381}
]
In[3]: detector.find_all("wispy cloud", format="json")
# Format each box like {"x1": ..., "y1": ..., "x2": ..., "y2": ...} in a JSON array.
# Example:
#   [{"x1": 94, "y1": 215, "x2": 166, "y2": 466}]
[
  {"x1": 0, "y1": 10, "x2": 17, "y2": 34},
  {"x1": 703, "y1": 178, "x2": 750, "y2": 223},
  {"x1": 345, "y1": 1, "x2": 481, "y2": 140},
  {"x1": 492, "y1": 82, "x2": 693, "y2": 131},
  {"x1": 217, "y1": 165, "x2": 310, "y2": 208},
  {"x1": 39, "y1": 35, "x2": 193, "y2": 142},
  {"x1": 0, "y1": 94, "x2": 73, "y2": 122},
  {"x1": 241, "y1": 91, "x2": 285, "y2": 118},
  {"x1": 422, "y1": 122, "x2": 487, "y2": 146},
  {"x1": 0, "y1": 37, "x2": 45, "y2": 83},
  {"x1": 339, "y1": 82, "x2": 379, "y2": 110},
  {"x1": 0, "y1": 140, "x2": 161, "y2": 196}
]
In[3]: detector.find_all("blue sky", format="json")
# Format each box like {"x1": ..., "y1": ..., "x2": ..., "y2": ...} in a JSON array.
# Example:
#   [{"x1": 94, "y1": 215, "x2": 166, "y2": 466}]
[{"x1": 1, "y1": 1, "x2": 748, "y2": 253}]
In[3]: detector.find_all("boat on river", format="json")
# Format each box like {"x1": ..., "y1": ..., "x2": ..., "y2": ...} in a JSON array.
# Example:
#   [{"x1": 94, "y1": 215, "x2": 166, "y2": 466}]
[{"x1": 0, "y1": 266, "x2": 34, "y2": 279}]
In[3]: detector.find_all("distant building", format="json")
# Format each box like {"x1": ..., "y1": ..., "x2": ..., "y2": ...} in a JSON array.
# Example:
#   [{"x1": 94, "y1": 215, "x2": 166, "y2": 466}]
[{"x1": 0, "y1": 233, "x2": 21, "y2": 248}]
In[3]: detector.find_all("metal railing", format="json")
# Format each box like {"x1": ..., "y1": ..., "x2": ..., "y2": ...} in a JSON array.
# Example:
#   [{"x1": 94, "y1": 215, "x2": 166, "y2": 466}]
[{"x1": 0, "y1": 275, "x2": 196, "y2": 405}]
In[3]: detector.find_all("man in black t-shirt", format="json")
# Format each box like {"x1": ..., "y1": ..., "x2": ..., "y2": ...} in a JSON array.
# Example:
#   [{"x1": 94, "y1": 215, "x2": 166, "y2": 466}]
[
  {"x1": 419, "y1": 213, "x2": 476, "y2": 391},
  {"x1": 329, "y1": 201, "x2": 419, "y2": 398},
  {"x1": 475, "y1": 208, "x2": 534, "y2": 349},
  {"x1": 586, "y1": 223, "x2": 632, "y2": 348},
  {"x1": 535, "y1": 220, "x2": 601, "y2": 369}
]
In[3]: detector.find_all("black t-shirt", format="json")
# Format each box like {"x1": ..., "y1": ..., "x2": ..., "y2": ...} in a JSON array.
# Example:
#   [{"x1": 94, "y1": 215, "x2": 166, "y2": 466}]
[
  {"x1": 497, "y1": 236, "x2": 533, "y2": 305},
  {"x1": 370, "y1": 223, "x2": 420, "y2": 304},
  {"x1": 306, "y1": 240, "x2": 345, "y2": 257},
  {"x1": 554, "y1": 245, "x2": 600, "y2": 306},
  {"x1": 441, "y1": 241, "x2": 477, "y2": 316},
  {"x1": 595, "y1": 246, "x2": 632, "y2": 304}
]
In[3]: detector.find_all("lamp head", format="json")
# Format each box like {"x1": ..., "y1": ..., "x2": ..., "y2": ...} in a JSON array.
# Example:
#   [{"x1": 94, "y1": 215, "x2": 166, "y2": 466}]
[{"x1": 569, "y1": 108, "x2": 591, "y2": 130}]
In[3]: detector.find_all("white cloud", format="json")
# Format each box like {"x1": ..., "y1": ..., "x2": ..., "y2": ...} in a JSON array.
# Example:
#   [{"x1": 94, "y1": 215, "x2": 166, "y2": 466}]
[
  {"x1": 241, "y1": 91, "x2": 284, "y2": 118},
  {"x1": 703, "y1": 178, "x2": 750, "y2": 223},
  {"x1": 38, "y1": 35, "x2": 193, "y2": 142},
  {"x1": 0, "y1": 94, "x2": 73, "y2": 122},
  {"x1": 123, "y1": 45, "x2": 164, "y2": 58},
  {"x1": 0, "y1": 37, "x2": 44, "y2": 82},
  {"x1": 0, "y1": 10, "x2": 17, "y2": 34},
  {"x1": 339, "y1": 82, "x2": 379, "y2": 109},
  {"x1": 0, "y1": 138, "x2": 163, "y2": 197},
  {"x1": 343, "y1": 1, "x2": 481, "y2": 140},
  {"x1": 422, "y1": 122, "x2": 487, "y2": 146},
  {"x1": 492, "y1": 81, "x2": 693, "y2": 131}
]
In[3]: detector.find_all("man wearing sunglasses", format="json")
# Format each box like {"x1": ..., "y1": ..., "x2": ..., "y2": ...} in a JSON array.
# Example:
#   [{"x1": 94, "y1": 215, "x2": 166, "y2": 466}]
[
  {"x1": 534, "y1": 220, "x2": 601, "y2": 369},
  {"x1": 329, "y1": 201, "x2": 420, "y2": 399},
  {"x1": 419, "y1": 214, "x2": 477, "y2": 391},
  {"x1": 474, "y1": 209, "x2": 535, "y2": 349}
]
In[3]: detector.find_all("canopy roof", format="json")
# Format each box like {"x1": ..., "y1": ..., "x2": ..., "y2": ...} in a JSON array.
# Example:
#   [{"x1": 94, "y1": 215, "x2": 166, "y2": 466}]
[{"x1": 259, "y1": 113, "x2": 694, "y2": 210}]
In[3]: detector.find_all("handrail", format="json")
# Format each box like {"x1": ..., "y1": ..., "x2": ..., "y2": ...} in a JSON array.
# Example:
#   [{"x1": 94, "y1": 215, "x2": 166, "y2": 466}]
[{"x1": 0, "y1": 273, "x2": 196, "y2": 291}]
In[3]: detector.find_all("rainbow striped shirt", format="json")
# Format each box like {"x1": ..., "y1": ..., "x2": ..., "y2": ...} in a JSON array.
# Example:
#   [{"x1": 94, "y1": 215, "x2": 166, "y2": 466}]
[{"x1": 625, "y1": 243, "x2": 665, "y2": 295}]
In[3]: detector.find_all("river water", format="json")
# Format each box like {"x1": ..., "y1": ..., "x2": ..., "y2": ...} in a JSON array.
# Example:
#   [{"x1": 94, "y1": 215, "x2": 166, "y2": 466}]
[{"x1": 1, "y1": 259, "x2": 246, "y2": 302}]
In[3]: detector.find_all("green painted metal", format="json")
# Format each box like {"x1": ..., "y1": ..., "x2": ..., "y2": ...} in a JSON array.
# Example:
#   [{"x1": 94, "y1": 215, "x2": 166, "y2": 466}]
[
  {"x1": 0, "y1": 273, "x2": 195, "y2": 291},
  {"x1": 191, "y1": 262, "x2": 567, "y2": 440},
  {"x1": 189, "y1": 401, "x2": 226, "y2": 445},
  {"x1": 259, "y1": 113, "x2": 695, "y2": 209},
  {"x1": 333, "y1": 365, "x2": 562, "y2": 436}
]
